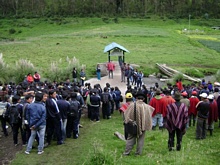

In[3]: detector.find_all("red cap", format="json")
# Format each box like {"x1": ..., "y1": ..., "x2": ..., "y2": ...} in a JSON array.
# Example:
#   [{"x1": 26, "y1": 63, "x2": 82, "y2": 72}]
[
  {"x1": 192, "y1": 91, "x2": 197, "y2": 95},
  {"x1": 181, "y1": 91, "x2": 188, "y2": 96}
]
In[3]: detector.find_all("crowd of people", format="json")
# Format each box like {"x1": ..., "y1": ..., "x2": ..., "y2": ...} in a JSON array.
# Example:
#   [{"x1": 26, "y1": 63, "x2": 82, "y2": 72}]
[
  {"x1": 121, "y1": 79, "x2": 219, "y2": 155},
  {"x1": 0, "y1": 75, "x2": 126, "y2": 155},
  {"x1": 0, "y1": 65, "x2": 220, "y2": 156}
]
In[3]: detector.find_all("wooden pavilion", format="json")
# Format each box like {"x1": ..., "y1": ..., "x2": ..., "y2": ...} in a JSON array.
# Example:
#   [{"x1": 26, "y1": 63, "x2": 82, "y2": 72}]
[{"x1": 103, "y1": 42, "x2": 130, "y2": 63}]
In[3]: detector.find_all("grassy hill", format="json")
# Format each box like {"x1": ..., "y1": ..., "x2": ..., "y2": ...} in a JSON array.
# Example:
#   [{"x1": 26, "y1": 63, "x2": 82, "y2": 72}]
[{"x1": 0, "y1": 17, "x2": 220, "y2": 82}]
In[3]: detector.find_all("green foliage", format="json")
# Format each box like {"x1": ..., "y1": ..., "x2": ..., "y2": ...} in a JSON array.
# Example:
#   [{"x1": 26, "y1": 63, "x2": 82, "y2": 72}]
[
  {"x1": 85, "y1": 140, "x2": 115, "y2": 165},
  {"x1": 215, "y1": 70, "x2": 220, "y2": 82},
  {"x1": 173, "y1": 73, "x2": 184, "y2": 84},
  {"x1": 0, "y1": 53, "x2": 10, "y2": 83},
  {"x1": 46, "y1": 56, "x2": 83, "y2": 82},
  {"x1": 102, "y1": 17, "x2": 110, "y2": 23},
  {"x1": 9, "y1": 28, "x2": 16, "y2": 34},
  {"x1": 141, "y1": 66, "x2": 158, "y2": 77},
  {"x1": 185, "y1": 68, "x2": 204, "y2": 78}
]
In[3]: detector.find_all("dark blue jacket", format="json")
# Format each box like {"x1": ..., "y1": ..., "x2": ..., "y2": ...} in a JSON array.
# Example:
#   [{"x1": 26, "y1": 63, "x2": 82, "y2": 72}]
[
  {"x1": 26, "y1": 101, "x2": 46, "y2": 128},
  {"x1": 57, "y1": 99, "x2": 70, "y2": 120},
  {"x1": 90, "y1": 94, "x2": 100, "y2": 107}
]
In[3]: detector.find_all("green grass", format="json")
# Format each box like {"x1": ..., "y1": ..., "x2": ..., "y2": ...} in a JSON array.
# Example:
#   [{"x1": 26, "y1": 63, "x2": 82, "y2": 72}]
[
  {"x1": 12, "y1": 111, "x2": 220, "y2": 165},
  {"x1": 0, "y1": 17, "x2": 220, "y2": 81},
  {"x1": 1, "y1": 18, "x2": 220, "y2": 164}
]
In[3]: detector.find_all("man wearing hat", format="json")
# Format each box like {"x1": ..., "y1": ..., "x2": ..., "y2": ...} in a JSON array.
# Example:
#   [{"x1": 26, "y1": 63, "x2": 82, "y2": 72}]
[
  {"x1": 149, "y1": 89, "x2": 166, "y2": 130},
  {"x1": 207, "y1": 94, "x2": 218, "y2": 136},
  {"x1": 166, "y1": 92, "x2": 188, "y2": 151},
  {"x1": 180, "y1": 92, "x2": 190, "y2": 108},
  {"x1": 188, "y1": 91, "x2": 200, "y2": 127},
  {"x1": 119, "y1": 93, "x2": 133, "y2": 114},
  {"x1": 123, "y1": 91, "x2": 154, "y2": 156},
  {"x1": 119, "y1": 93, "x2": 134, "y2": 140},
  {"x1": 196, "y1": 93, "x2": 210, "y2": 140}
]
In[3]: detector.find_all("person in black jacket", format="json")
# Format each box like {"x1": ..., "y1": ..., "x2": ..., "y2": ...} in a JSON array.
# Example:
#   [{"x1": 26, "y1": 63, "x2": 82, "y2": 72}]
[
  {"x1": 46, "y1": 90, "x2": 63, "y2": 145},
  {"x1": 90, "y1": 89, "x2": 101, "y2": 122},
  {"x1": 196, "y1": 93, "x2": 210, "y2": 140},
  {"x1": 72, "y1": 67, "x2": 78, "y2": 83},
  {"x1": 9, "y1": 95, "x2": 25, "y2": 146},
  {"x1": 101, "y1": 87, "x2": 111, "y2": 119},
  {"x1": 66, "y1": 92, "x2": 80, "y2": 139}
]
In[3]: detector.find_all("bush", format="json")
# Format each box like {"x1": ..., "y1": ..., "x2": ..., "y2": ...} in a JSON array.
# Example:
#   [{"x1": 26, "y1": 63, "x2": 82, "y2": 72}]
[
  {"x1": 85, "y1": 140, "x2": 117, "y2": 165},
  {"x1": 102, "y1": 17, "x2": 110, "y2": 23},
  {"x1": 46, "y1": 56, "x2": 83, "y2": 82},
  {"x1": 215, "y1": 69, "x2": 220, "y2": 82},
  {"x1": 141, "y1": 66, "x2": 158, "y2": 77},
  {"x1": 0, "y1": 53, "x2": 10, "y2": 83},
  {"x1": 173, "y1": 73, "x2": 184, "y2": 84},
  {"x1": 9, "y1": 28, "x2": 16, "y2": 34},
  {"x1": 12, "y1": 59, "x2": 36, "y2": 84},
  {"x1": 185, "y1": 68, "x2": 204, "y2": 78}
]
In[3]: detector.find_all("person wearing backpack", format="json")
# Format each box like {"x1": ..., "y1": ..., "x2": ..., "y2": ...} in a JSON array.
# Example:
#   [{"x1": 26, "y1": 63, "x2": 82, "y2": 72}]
[
  {"x1": 9, "y1": 95, "x2": 25, "y2": 146},
  {"x1": 66, "y1": 92, "x2": 80, "y2": 139},
  {"x1": 113, "y1": 86, "x2": 122, "y2": 111},
  {"x1": 56, "y1": 91, "x2": 70, "y2": 140},
  {"x1": 101, "y1": 87, "x2": 111, "y2": 119},
  {"x1": 25, "y1": 92, "x2": 47, "y2": 155}
]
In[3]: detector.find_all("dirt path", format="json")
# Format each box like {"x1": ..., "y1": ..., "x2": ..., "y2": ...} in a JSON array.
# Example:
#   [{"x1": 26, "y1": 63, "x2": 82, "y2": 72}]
[
  {"x1": 85, "y1": 61, "x2": 128, "y2": 95},
  {"x1": 85, "y1": 61, "x2": 166, "y2": 93}
]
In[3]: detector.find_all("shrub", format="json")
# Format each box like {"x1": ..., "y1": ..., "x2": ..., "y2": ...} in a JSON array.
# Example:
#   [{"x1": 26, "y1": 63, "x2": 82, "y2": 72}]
[
  {"x1": 85, "y1": 140, "x2": 116, "y2": 165},
  {"x1": 102, "y1": 17, "x2": 110, "y2": 23},
  {"x1": 215, "y1": 69, "x2": 220, "y2": 82},
  {"x1": 12, "y1": 59, "x2": 36, "y2": 84},
  {"x1": 0, "y1": 53, "x2": 10, "y2": 83},
  {"x1": 9, "y1": 28, "x2": 16, "y2": 34},
  {"x1": 173, "y1": 73, "x2": 184, "y2": 84},
  {"x1": 185, "y1": 68, "x2": 204, "y2": 78},
  {"x1": 141, "y1": 66, "x2": 158, "y2": 77},
  {"x1": 47, "y1": 56, "x2": 83, "y2": 82}
]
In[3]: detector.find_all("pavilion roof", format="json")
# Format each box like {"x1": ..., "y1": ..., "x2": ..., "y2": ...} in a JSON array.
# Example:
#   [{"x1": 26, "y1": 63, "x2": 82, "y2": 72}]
[{"x1": 104, "y1": 42, "x2": 129, "y2": 53}]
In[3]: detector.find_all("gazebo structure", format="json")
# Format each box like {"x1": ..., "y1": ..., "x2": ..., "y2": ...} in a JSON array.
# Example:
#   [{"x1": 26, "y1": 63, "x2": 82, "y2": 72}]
[{"x1": 104, "y1": 42, "x2": 130, "y2": 63}]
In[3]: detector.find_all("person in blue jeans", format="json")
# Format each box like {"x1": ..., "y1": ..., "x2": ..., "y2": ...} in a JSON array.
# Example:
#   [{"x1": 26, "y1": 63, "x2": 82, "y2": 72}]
[
  {"x1": 96, "y1": 64, "x2": 101, "y2": 81},
  {"x1": 25, "y1": 92, "x2": 47, "y2": 155}
]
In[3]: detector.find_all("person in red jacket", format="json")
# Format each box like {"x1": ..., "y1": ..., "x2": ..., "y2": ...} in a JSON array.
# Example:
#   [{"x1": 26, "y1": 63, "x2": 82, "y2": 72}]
[
  {"x1": 149, "y1": 89, "x2": 166, "y2": 130},
  {"x1": 26, "y1": 73, "x2": 34, "y2": 84},
  {"x1": 207, "y1": 94, "x2": 218, "y2": 136},
  {"x1": 188, "y1": 91, "x2": 200, "y2": 127},
  {"x1": 107, "y1": 60, "x2": 115, "y2": 79}
]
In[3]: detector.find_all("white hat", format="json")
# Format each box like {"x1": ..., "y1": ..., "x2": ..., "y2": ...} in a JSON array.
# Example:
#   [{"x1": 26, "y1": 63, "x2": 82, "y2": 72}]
[
  {"x1": 207, "y1": 94, "x2": 214, "y2": 100},
  {"x1": 199, "y1": 93, "x2": 208, "y2": 98}
]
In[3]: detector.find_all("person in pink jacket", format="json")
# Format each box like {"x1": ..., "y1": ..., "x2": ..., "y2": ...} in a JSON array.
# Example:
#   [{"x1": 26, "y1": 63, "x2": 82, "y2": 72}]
[{"x1": 107, "y1": 60, "x2": 115, "y2": 79}]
